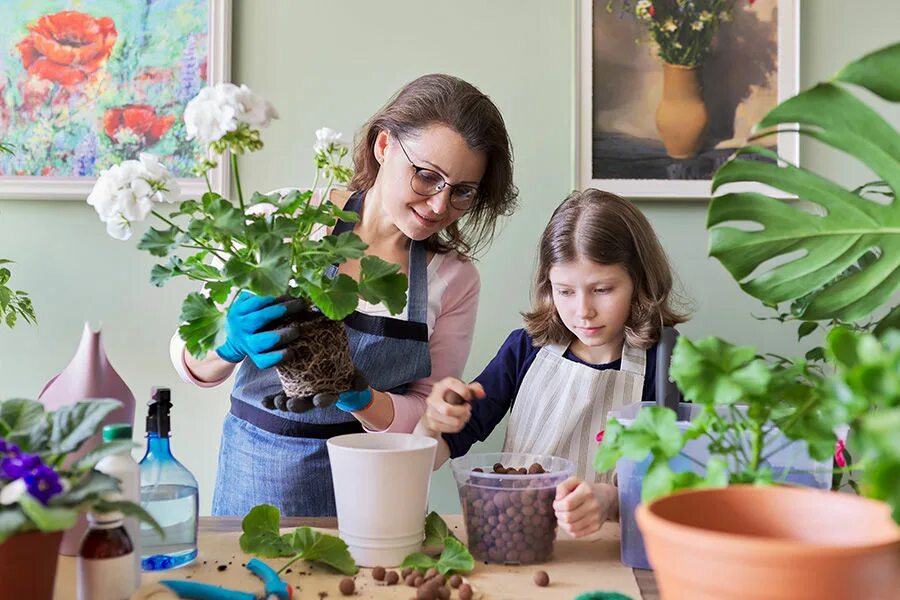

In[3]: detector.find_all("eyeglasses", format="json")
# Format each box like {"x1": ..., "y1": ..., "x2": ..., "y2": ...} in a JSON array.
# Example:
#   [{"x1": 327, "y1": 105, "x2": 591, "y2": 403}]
[{"x1": 394, "y1": 135, "x2": 479, "y2": 211}]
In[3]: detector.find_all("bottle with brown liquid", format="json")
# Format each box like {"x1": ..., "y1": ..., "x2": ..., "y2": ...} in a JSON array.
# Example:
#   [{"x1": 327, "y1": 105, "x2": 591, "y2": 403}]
[{"x1": 77, "y1": 511, "x2": 137, "y2": 600}]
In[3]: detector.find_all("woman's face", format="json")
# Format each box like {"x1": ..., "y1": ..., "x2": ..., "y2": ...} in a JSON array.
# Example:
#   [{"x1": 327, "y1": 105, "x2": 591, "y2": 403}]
[{"x1": 373, "y1": 124, "x2": 487, "y2": 241}]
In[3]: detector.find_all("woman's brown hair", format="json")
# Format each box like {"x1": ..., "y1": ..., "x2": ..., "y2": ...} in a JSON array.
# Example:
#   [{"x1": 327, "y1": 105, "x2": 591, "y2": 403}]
[
  {"x1": 523, "y1": 189, "x2": 689, "y2": 349},
  {"x1": 350, "y1": 74, "x2": 518, "y2": 258}
]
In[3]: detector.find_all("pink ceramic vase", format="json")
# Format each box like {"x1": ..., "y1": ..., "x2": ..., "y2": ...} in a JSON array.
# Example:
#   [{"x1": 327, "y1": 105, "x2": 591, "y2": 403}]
[{"x1": 38, "y1": 322, "x2": 136, "y2": 555}]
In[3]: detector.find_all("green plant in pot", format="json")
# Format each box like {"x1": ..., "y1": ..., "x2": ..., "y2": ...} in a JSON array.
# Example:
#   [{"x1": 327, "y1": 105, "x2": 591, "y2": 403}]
[
  {"x1": 596, "y1": 43, "x2": 900, "y2": 599},
  {"x1": 85, "y1": 84, "x2": 408, "y2": 407},
  {"x1": 0, "y1": 398, "x2": 161, "y2": 599},
  {"x1": 0, "y1": 143, "x2": 36, "y2": 329}
]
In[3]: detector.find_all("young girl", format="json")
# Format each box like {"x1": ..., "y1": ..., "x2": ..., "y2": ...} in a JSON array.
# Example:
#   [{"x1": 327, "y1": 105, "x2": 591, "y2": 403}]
[{"x1": 415, "y1": 189, "x2": 689, "y2": 538}]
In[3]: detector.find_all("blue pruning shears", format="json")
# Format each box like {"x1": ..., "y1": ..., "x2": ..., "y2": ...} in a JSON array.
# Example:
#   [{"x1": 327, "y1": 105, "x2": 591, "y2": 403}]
[{"x1": 159, "y1": 558, "x2": 292, "y2": 600}]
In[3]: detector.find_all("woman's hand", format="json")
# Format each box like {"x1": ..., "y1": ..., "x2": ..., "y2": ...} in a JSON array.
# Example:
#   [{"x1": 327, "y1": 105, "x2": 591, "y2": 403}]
[
  {"x1": 552, "y1": 477, "x2": 618, "y2": 538},
  {"x1": 419, "y1": 377, "x2": 485, "y2": 435}
]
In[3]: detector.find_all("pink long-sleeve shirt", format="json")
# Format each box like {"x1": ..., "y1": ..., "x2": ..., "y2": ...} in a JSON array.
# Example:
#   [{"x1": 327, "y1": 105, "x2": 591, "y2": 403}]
[{"x1": 169, "y1": 250, "x2": 480, "y2": 433}]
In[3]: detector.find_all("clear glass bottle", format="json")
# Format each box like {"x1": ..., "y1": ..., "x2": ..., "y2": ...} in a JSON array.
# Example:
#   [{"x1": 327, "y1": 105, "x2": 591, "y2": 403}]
[
  {"x1": 139, "y1": 387, "x2": 199, "y2": 570},
  {"x1": 78, "y1": 511, "x2": 136, "y2": 600}
]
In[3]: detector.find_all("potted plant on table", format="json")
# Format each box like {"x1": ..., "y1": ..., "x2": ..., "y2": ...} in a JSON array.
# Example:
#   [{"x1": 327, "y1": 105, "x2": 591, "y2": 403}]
[
  {"x1": 596, "y1": 43, "x2": 900, "y2": 599},
  {"x1": 0, "y1": 397, "x2": 160, "y2": 599},
  {"x1": 86, "y1": 83, "x2": 408, "y2": 409},
  {"x1": 0, "y1": 142, "x2": 37, "y2": 329}
]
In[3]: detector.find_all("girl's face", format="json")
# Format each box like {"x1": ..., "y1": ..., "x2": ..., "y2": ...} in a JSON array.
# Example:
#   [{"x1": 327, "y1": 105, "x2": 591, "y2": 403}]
[
  {"x1": 549, "y1": 258, "x2": 634, "y2": 358},
  {"x1": 373, "y1": 124, "x2": 487, "y2": 240}
]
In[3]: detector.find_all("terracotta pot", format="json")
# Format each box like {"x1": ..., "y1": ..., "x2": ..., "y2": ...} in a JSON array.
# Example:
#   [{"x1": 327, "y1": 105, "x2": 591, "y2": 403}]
[
  {"x1": 636, "y1": 485, "x2": 900, "y2": 600},
  {"x1": 655, "y1": 63, "x2": 708, "y2": 159},
  {"x1": 275, "y1": 310, "x2": 355, "y2": 399},
  {"x1": 0, "y1": 529, "x2": 64, "y2": 599}
]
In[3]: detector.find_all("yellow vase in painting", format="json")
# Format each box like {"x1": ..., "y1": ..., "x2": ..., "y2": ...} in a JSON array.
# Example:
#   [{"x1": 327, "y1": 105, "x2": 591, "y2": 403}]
[{"x1": 655, "y1": 63, "x2": 708, "y2": 159}]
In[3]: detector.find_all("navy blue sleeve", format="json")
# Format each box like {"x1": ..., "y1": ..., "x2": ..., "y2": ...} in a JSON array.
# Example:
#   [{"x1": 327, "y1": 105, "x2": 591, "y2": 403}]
[{"x1": 442, "y1": 329, "x2": 540, "y2": 458}]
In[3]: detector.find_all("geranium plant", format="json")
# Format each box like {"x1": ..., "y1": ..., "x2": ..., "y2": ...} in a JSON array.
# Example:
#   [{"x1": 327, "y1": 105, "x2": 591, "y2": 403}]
[
  {"x1": 609, "y1": 0, "x2": 743, "y2": 67},
  {"x1": 0, "y1": 398, "x2": 160, "y2": 543},
  {"x1": 0, "y1": 143, "x2": 36, "y2": 329},
  {"x1": 596, "y1": 43, "x2": 900, "y2": 523},
  {"x1": 86, "y1": 83, "x2": 408, "y2": 400}
]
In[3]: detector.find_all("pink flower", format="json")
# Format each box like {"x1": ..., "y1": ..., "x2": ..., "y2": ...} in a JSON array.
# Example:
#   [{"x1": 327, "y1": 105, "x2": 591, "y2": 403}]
[
  {"x1": 596, "y1": 430, "x2": 605, "y2": 443},
  {"x1": 835, "y1": 439, "x2": 847, "y2": 468},
  {"x1": 649, "y1": 5, "x2": 655, "y2": 17}
]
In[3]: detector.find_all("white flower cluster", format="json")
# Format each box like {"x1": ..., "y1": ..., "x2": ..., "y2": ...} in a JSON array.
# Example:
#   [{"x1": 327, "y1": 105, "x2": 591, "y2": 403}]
[
  {"x1": 184, "y1": 83, "x2": 279, "y2": 144},
  {"x1": 87, "y1": 153, "x2": 180, "y2": 240},
  {"x1": 313, "y1": 127, "x2": 345, "y2": 154},
  {"x1": 635, "y1": 0, "x2": 654, "y2": 20}
]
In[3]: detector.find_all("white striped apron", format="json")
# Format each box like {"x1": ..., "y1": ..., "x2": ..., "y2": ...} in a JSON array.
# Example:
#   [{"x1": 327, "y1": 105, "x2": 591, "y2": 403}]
[{"x1": 502, "y1": 341, "x2": 646, "y2": 483}]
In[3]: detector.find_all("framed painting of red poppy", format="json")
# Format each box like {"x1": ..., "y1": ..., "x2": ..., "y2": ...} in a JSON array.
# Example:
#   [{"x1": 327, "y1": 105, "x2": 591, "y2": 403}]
[
  {"x1": 0, "y1": 0, "x2": 231, "y2": 199},
  {"x1": 576, "y1": 0, "x2": 799, "y2": 199}
]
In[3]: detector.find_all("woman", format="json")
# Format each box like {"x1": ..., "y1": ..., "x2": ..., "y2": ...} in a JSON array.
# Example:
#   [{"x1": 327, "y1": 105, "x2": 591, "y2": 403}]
[{"x1": 170, "y1": 73, "x2": 518, "y2": 516}]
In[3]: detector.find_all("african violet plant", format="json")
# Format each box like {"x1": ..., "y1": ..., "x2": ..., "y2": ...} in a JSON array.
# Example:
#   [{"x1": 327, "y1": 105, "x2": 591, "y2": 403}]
[
  {"x1": 597, "y1": 42, "x2": 900, "y2": 522},
  {"x1": 0, "y1": 398, "x2": 160, "y2": 543}
]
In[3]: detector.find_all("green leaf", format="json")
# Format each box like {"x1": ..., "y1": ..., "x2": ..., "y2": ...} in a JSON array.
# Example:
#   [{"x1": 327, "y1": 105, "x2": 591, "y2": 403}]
[
  {"x1": 423, "y1": 511, "x2": 457, "y2": 548},
  {"x1": 18, "y1": 495, "x2": 78, "y2": 532},
  {"x1": 0, "y1": 399, "x2": 44, "y2": 440},
  {"x1": 797, "y1": 321, "x2": 818, "y2": 341},
  {"x1": 435, "y1": 537, "x2": 474, "y2": 575},
  {"x1": 290, "y1": 527, "x2": 358, "y2": 575},
  {"x1": 319, "y1": 232, "x2": 367, "y2": 262},
  {"x1": 670, "y1": 337, "x2": 770, "y2": 406},
  {"x1": 703, "y1": 457, "x2": 730, "y2": 488},
  {"x1": 400, "y1": 552, "x2": 436, "y2": 573},
  {"x1": 205, "y1": 197, "x2": 245, "y2": 237},
  {"x1": 94, "y1": 499, "x2": 164, "y2": 538},
  {"x1": 0, "y1": 507, "x2": 29, "y2": 544},
  {"x1": 253, "y1": 236, "x2": 292, "y2": 296},
  {"x1": 179, "y1": 292, "x2": 225, "y2": 358},
  {"x1": 358, "y1": 256, "x2": 409, "y2": 315},
  {"x1": 73, "y1": 440, "x2": 135, "y2": 471},
  {"x1": 708, "y1": 44, "x2": 900, "y2": 323},
  {"x1": 206, "y1": 280, "x2": 234, "y2": 305},
  {"x1": 308, "y1": 274, "x2": 358, "y2": 320},
  {"x1": 137, "y1": 226, "x2": 180, "y2": 257},
  {"x1": 642, "y1": 462, "x2": 676, "y2": 502},
  {"x1": 239, "y1": 504, "x2": 295, "y2": 557},
  {"x1": 58, "y1": 470, "x2": 120, "y2": 505},
  {"x1": 49, "y1": 399, "x2": 120, "y2": 456},
  {"x1": 833, "y1": 42, "x2": 900, "y2": 101}
]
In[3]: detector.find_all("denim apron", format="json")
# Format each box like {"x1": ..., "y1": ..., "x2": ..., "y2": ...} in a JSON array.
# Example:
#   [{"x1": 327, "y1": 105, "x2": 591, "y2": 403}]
[{"x1": 212, "y1": 191, "x2": 432, "y2": 516}]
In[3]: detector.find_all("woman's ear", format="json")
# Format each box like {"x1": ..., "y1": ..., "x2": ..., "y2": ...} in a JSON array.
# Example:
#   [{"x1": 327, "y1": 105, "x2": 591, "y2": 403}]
[{"x1": 373, "y1": 129, "x2": 390, "y2": 165}]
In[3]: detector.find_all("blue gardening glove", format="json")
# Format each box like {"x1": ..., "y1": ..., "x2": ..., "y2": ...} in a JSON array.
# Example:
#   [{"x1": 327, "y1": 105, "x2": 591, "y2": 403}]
[
  {"x1": 262, "y1": 368, "x2": 371, "y2": 413},
  {"x1": 216, "y1": 291, "x2": 305, "y2": 369}
]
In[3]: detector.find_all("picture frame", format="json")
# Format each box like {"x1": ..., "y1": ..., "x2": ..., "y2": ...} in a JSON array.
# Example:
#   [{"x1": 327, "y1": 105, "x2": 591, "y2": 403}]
[
  {"x1": 576, "y1": 0, "x2": 799, "y2": 199},
  {"x1": 0, "y1": 0, "x2": 231, "y2": 200}
]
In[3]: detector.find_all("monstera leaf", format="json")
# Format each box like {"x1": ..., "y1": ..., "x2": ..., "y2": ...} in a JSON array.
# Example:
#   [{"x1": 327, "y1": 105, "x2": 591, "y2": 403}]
[{"x1": 708, "y1": 43, "x2": 900, "y2": 323}]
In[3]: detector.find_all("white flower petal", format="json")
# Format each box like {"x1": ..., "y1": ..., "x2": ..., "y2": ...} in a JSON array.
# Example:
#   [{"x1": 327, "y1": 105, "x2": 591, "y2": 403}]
[
  {"x1": 105, "y1": 214, "x2": 134, "y2": 240},
  {"x1": 0, "y1": 479, "x2": 26, "y2": 506}
]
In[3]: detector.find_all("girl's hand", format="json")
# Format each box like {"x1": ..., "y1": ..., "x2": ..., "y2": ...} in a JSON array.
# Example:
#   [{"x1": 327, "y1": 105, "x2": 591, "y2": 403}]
[
  {"x1": 421, "y1": 377, "x2": 485, "y2": 435},
  {"x1": 552, "y1": 477, "x2": 617, "y2": 538}
]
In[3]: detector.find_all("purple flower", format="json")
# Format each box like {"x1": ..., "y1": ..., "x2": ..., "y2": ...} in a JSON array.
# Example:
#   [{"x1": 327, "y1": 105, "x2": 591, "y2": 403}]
[
  {"x1": 24, "y1": 464, "x2": 63, "y2": 505},
  {"x1": 1, "y1": 452, "x2": 41, "y2": 480}
]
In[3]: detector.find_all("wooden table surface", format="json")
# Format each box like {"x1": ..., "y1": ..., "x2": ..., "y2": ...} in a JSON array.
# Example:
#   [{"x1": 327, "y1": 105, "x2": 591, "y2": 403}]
[
  {"x1": 55, "y1": 516, "x2": 659, "y2": 600},
  {"x1": 204, "y1": 516, "x2": 659, "y2": 600}
]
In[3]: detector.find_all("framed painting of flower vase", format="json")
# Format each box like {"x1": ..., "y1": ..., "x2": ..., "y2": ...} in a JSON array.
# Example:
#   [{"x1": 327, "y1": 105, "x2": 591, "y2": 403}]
[
  {"x1": 577, "y1": 0, "x2": 799, "y2": 199},
  {"x1": 0, "y1": 0, "x2": 231, "y2": 200}
]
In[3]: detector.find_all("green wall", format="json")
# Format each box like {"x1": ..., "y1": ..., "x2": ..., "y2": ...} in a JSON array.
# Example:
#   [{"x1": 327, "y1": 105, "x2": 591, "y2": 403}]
[{"x1": 1, "y1": 0, "x2": 898, "y2": 515}]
